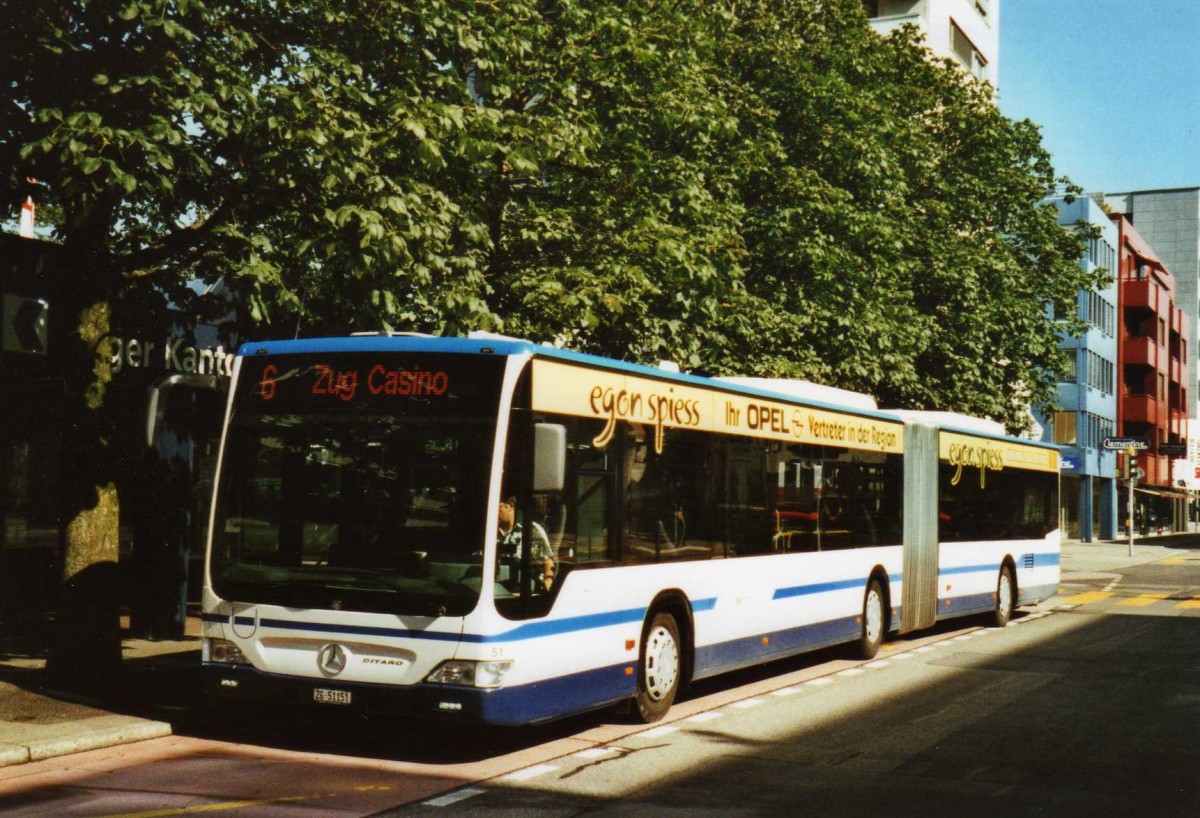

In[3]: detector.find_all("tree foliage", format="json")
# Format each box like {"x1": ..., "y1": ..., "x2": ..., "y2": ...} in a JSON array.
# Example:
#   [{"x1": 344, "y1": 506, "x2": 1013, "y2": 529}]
[
  {"x1": 4, "y1": 0, "x2": 1095, "y2": 429},
  {"x1": 3, "y1": 0, "x2": 1099, "y2": 672}
]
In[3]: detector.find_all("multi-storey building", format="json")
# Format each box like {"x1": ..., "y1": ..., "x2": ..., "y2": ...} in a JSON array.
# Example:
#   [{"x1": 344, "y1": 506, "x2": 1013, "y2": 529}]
[
  {"x1": 1035, "y1": 197, "x2": 1118, "y2": 541},
  {"x1": 863, "y1": 0, "x2": 999, "y2": 85},
  {"x1": 1104, "y1": 188, "x2": 1200, "y2": 495},
  {"x1": 1105, "y1": 189, "x2": 1200, "y2": 413},
  {"x1": 1110, "y1": 212, "x2": 1189, "y2": 530}
]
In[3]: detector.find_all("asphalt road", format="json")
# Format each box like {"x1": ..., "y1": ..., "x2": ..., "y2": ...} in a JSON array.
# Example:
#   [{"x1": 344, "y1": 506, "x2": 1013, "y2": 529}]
[{"x1": 4, "y1": 556, "x2": 1200, "y2": 816}]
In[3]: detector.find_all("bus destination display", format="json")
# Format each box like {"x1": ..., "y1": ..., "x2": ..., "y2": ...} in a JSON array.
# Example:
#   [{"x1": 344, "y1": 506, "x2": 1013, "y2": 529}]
[{"x1": 237, "y1": 353, "x2": 503, "y2": 414}]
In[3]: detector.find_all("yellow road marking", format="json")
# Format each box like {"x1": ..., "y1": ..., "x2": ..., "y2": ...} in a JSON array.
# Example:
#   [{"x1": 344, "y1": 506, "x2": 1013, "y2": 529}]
[
  {"x1": 1162, "y1": 557, "x2": 1187, "y2": 565},
  {"x1": 1178, "y1": 597, "x2": 1200, "y2": 609},
  {"x1": 1117, "y1": 593, "x2": 1169, "y2": 607},
  {"x1": 1061, "y1": 591, "x2": 1114, "y2": 605},
  {"x1": 102, "y1": 798, "x2": 307, "y2": 817},
  {"x1": 101, "y1": 786, "x2": 398, "y2": 818}
]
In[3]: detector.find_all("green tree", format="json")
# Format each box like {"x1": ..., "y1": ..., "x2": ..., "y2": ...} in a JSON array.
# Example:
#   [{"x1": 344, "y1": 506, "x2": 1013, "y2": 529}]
[
  {"x1": 2, "y1": 0, "x2": 551, "y2": 679},
  {"x1": 3, "y1": 0, "x2": 1095, "y2": 681},
  {"x1": 718, "y1": 1, "x2": 1097, "y2": 429}
]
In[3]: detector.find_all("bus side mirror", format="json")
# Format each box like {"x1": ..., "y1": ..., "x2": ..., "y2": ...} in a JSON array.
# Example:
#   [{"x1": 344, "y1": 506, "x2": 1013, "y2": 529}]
[{"x1": 533, "y1": 423, "x2": 566, "y2": 492}]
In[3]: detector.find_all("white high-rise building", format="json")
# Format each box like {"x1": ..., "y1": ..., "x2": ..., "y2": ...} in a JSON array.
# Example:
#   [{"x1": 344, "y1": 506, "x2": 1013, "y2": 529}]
[{"x1": 863, "y1": 0, "x2": 1000, "y2": 86}]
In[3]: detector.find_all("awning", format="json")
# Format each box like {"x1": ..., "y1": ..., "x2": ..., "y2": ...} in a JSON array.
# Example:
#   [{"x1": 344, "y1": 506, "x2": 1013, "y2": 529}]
[{"x1": 1134, "y1": 486, "x2": 1194, "y2": 500}]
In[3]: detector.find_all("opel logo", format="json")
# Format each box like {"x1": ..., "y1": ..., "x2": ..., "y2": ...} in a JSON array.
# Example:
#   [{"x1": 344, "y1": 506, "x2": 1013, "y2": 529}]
[{"x1": 317, "y1": 643, "x2": 347, "y2": 676}]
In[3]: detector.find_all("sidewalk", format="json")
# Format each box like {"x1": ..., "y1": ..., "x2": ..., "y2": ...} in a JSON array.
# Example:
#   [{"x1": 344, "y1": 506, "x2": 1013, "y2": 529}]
[
  {"x1": 1060, "y1": 530, "x2": 1200, "y2": 577},
  {"x1": 0, "y1": 616, "x2": 201, "y2": 768},
  {"x1": 3, "y1": 534, "x2": 1200, "y2": 769}
]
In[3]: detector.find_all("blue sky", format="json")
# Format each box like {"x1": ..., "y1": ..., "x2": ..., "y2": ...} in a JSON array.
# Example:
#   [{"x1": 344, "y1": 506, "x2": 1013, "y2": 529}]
[{"x1": 999, "y1": 0, "x2": 1200, "y2": 194}]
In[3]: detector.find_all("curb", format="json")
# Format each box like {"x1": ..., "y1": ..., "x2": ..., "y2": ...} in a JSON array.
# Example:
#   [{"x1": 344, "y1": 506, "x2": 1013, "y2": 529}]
[{"x1": 0, "y1": 715, "x2": 171, "y2": 767}]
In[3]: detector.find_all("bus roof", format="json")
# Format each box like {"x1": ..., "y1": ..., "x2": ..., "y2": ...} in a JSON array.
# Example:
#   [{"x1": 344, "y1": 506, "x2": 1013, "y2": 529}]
[{"x1": 236, "y1": 335, "x2": 1056, "y2": 449}]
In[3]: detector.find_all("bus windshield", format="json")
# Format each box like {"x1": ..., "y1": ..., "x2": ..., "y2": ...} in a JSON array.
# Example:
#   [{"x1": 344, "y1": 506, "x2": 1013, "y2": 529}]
[{"x1": 210, "y1": 352, "x2": 504, "y2": 617}]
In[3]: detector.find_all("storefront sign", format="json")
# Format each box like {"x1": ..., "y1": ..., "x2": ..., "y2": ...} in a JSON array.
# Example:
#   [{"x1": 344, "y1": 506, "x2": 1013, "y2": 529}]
[{"x1": 110, "y1": 334, "x2": 237, "y2": 377}]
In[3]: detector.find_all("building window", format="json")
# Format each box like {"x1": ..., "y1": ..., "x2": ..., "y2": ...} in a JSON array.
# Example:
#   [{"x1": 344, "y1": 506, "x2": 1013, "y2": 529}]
[
  {"x1": 949, "y1": 19, "x2": 988, "y2": 79},
  {"x1": 1082, "y1": 291, "x2": 1115, "y2": 337},
  {"x1": 861, "y1": 0, "x2": 881, "y2": 17},
  {"x1": 1082, "y1": 351, "x2": 1114, "y2": 394},
  {"x1": 1053, "y1": 412, "x2": 1077, "y2": 446},
  {"x1": 1059, "y1": 353, "x2": 1078, "y2": 384}
]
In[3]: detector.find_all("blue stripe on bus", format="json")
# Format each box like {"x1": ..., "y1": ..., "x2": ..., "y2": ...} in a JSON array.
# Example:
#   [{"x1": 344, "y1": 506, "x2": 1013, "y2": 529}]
[
  {"x1": 470, "y1": 608, "x2": 648, "y2": 643},
  {"x1": 938, "y1": 563, "x2": 998, "y2": 577},
  {"x1": 772, "y1": 574, "x2": 901, "y2": 601},
  {"x1": 238, "y1": 336, "x2": 538, "y2": 358},
  {"x1": 256, "y1": 618, "x2": 465, "y2": 641},
  {"x1": 207, "y1": 597, "x2": 715, "y2": 643},
  {"x1": 204, "y1": 607, "x2": 650, "y2": 644},
  {"x1": 939, "y1": 552, "x2": 1060, "y2": 578}
]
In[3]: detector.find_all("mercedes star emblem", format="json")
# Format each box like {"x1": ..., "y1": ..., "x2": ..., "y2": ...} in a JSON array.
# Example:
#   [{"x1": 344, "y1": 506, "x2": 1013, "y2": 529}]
[{"x1": 317, "y1": 643, "x2": 347, "y2": 676}]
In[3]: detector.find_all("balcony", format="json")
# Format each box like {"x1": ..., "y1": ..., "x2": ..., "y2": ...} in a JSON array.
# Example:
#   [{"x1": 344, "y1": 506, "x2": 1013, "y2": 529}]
[
  {"x1": 1123, "y1": 336, "x2": 1160, "y2": 369},
  {"x1": 1122, "y1": 278, "x2": 1160, "y2": 313},
  {"x1": 1122, "y1": 394, "x2": 1162, "y2": 425}
]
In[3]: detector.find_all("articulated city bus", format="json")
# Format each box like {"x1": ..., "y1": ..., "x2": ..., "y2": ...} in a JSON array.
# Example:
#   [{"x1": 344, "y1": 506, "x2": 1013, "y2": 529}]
[{"x1": 201, "y1": 334, "x2": 1060, "y2": 725}]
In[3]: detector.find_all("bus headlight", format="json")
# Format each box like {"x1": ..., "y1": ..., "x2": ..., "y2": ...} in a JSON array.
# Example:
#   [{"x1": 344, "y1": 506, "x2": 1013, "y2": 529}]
[
  {"x1": 426, "y1": 659, "x2": 513, "y2": 688},
  {"x1": 206, "y1": 638, "x2": 248, "y2": 665}
]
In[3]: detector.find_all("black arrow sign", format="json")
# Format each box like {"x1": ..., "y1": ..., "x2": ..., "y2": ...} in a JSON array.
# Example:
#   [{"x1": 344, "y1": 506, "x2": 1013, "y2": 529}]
[{"x1": 2, "y1": 294, "x2": 48, "y2": 355}]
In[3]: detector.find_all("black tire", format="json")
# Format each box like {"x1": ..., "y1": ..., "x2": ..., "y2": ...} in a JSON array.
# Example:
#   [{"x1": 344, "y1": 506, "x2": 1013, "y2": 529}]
[
  {"x1": 858, "y1": 578, "x2": 885, "y2": 659},
  {"x1": 991, "y1": 564, "x2": 1015, "y2": 628},
  {"x1": 634, "y1": 612, "x2": 681, "y2": 723}
]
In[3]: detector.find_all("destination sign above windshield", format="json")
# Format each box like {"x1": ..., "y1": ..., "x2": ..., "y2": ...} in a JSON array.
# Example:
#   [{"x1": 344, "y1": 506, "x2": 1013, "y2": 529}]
[{"x1": 236, "y1": 352, "x2": 504, "y2": 415}]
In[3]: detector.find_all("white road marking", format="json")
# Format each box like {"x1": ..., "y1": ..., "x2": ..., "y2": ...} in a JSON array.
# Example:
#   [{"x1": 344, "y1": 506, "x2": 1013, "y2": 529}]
[
  {"x1": 574, "y1": 747, "x2": 618, "y2": 759},
  {"x1": 638, "y1": 725, "x2": 679, "y2": 738},
  {"x1": 504, "y1": 764, "x2": 559, "y2": 782},
  {"x1": 686, "y1": 711, "x2": 724, "y2": 722},
  {"x1": 425, "y1": 788, "x2": 487, "y2": 806}
]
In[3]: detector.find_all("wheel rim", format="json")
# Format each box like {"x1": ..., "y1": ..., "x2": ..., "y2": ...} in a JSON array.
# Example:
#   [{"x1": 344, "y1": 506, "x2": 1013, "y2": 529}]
[
  {"x1": 865, "y1": 588, "x2": 883, "y2": 644},
  {"x1": 643, "y1": 625, "x2": 680, "y2": 702},
  {"x1": 998, "y1": 571, "x2": 1012, "y2": 619}
]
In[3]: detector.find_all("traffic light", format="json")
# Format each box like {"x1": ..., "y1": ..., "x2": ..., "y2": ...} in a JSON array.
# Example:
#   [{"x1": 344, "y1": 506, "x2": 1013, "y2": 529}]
[{"x1": 1118, "y1": 453, "x2": 1132, "y2": 480}]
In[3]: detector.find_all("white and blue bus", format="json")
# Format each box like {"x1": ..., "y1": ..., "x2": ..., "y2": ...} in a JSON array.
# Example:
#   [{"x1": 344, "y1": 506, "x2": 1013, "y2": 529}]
[{"x1": 202, "y1": 334, "x2": 1060, "y2": 725}]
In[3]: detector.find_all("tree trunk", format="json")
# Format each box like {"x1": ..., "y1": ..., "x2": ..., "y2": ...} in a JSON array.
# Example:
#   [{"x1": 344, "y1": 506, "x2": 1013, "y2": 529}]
[{"x1": 44, "y1": 299, "x2": 124, "y2": 690}]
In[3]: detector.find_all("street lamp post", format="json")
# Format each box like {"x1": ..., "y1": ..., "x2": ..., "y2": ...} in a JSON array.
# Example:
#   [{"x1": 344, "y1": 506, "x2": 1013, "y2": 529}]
[{"x1": 1127, "y1": 446, "x2": 1136, "y2": 557}]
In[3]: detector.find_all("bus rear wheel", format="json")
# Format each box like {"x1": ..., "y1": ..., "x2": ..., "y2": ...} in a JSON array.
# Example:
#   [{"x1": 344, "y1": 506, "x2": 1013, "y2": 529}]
[
  {"x1": 634, "y1": 612, "x2": 681, "y2": 723},
  {"x1": 858, "y1": 578, "x2": 885, "y2": 659},
  {"x1": 990, "y1": 565, "x2": 1015, "y2": 628}
]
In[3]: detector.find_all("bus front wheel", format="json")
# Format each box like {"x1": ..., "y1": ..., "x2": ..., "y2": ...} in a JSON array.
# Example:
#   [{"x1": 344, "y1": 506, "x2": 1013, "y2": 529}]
[
  {"x1": 858, "y1": 578, "x2": 885, "y2": 659},
  {"x1": 634, "y1": 612, "x2": 681, "y2": 723},
  {"x1": 991, "y1": 565, "x2": 1015, "y2": 628}
]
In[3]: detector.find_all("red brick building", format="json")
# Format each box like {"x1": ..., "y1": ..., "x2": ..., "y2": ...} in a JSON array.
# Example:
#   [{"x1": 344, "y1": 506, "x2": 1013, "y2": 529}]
[{"x1": 1111, "y1": 213, "x2": 1188, "y2": 504}]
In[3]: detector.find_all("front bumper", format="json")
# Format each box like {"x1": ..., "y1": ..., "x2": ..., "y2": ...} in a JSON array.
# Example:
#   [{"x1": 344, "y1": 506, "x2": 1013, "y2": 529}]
[{"x1": 202, "y1": 661, "x2": 633, "y2": 726}]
